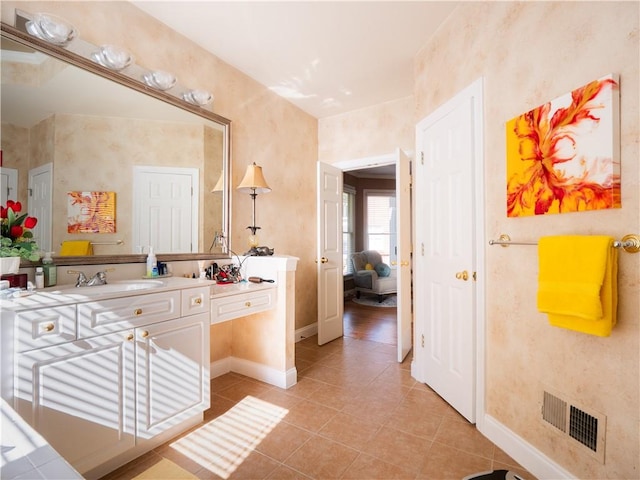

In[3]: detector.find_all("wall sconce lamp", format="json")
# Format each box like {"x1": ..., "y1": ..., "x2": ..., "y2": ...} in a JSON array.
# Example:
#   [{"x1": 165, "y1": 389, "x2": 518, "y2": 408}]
[{"x1": 236, "y1": 162, "x2": 271, "y2": 248}]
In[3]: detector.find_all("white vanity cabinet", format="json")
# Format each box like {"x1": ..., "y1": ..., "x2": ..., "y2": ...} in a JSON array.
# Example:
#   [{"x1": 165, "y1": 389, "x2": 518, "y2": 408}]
[{"x1": 9, "y1": 282, "x2": 211, "y2": 477}]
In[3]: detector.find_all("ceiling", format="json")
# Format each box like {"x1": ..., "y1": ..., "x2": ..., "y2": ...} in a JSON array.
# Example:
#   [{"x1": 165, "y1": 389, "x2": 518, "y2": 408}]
[{"x1": 132, "y1": 1, "x2": 459, "y2": 119}]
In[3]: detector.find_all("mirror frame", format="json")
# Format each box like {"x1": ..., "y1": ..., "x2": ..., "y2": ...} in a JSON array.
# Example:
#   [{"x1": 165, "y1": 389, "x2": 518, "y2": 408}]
[{"x1": 1, "y1": 20, "x2": 232, "y2": 266}]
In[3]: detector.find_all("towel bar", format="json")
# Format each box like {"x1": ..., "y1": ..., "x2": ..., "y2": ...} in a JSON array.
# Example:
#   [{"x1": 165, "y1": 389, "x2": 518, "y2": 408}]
[
  {"x1": 90, "y1": 240, "x2": 124, "y2": 246},
  {"x1": 489, "y1": 234, "x2": 640, "y2": 253},
  {"x1": 59, "y1": 240, "x2": 124, "y2": 246}
]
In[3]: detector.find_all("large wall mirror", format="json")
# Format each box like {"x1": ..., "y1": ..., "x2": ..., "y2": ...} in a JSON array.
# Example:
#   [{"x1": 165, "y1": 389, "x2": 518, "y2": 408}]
[{"x1": 1, "y1": 15, "x2": 231, "y2": 265}]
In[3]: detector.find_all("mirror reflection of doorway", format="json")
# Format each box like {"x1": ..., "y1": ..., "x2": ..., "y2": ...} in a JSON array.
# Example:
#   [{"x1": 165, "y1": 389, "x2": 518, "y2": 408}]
[{"x1": 342, "y1": 164, "x2": 398, "y2": 346}]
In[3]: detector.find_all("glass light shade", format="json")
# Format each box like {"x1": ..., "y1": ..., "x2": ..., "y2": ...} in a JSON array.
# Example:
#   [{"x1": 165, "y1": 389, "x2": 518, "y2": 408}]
[
  {"x1": 237, "y1": 163, "x2": 271, "y2": 194},
  {"x1": 91, "y1": 45, "x2": 133, "y2": 71},
  {"x1": 142, "y1": 70, "x2": 177, "y2": 91},
  {"x1": 25, "y1": 13, "x2": 76, "y2": 46},
  {"x1": 182, "y1": 89, "x2": 213, "y2": 106}
]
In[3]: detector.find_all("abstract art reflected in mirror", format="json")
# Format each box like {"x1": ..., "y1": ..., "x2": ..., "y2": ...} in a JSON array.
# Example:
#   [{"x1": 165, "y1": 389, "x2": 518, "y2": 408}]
[{"x1": 0, "y1": 26, "x2": 230, "y2": 259}]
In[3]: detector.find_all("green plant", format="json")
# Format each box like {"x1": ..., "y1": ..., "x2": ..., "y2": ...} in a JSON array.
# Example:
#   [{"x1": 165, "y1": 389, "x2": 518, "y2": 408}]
[{"x1": 1, "y1": 200, "x2": 40, "y2": 261}]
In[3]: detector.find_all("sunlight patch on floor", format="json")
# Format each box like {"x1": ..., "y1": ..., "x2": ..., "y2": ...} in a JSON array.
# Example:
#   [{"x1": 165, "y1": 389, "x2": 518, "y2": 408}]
[{"x1": 169, "y1": 395, "x2": 288, "y2": 479}]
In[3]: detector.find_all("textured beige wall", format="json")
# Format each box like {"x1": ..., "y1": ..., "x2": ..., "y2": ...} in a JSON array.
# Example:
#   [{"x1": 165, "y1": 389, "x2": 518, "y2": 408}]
[
  {"x1": 0, "y1": 123, "x2": 29, "y2": 207},
  {"x1": 415, "y1": 2, "x2": 639, "y2": 478},
  {"x1": 318, "y1": 96, "x2": 414, "y2": 163},
  {"x1": 1, "y1": 1, "x2": 318, "y2": 330}
]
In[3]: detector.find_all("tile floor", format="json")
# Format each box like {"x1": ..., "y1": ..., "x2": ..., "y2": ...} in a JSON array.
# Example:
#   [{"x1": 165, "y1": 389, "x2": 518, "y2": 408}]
[{"x1": 102, "y1": 334, "x2": 535, "y2": 480}]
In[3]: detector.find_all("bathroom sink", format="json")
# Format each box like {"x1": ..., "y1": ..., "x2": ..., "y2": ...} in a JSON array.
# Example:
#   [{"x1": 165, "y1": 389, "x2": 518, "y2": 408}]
[{"x1": 49, "y1": 279, "x2": 165, "y2": 296}]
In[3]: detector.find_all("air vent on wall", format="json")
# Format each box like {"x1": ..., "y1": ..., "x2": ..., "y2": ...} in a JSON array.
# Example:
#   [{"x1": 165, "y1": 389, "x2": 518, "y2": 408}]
[
  {"x1": 570, "y1": 406, "x2": 599, "y2": 452},
  {"x1": 542, "y1": 391, "x2": 567, "y2": 432},
  {"x1": 541, "y1": 389, "x2": 606, "y2": 463}
]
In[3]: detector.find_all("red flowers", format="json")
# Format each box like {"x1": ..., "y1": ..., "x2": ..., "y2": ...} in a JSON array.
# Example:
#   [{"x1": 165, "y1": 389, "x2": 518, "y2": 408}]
[
  {"x1": 1, "y1": 201, "x2": 38, "y2": 234},
  {"x1": 1, "y1": 200, "x2": 40, "y2": 261}
]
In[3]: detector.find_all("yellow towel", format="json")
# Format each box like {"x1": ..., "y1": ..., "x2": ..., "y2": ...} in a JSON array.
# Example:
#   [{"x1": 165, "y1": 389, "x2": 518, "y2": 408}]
[
  {"x1": 60, "y1": 240, "x2": 94, "y2": 256},
  {"x1": 537, "y1": 235, "x2": 617, "y2": 337}
]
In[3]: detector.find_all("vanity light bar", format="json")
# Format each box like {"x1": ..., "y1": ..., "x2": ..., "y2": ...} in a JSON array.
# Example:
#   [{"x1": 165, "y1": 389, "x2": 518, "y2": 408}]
[{"x1": 18, "y1": 10, "x2": 214, "y2": 109}]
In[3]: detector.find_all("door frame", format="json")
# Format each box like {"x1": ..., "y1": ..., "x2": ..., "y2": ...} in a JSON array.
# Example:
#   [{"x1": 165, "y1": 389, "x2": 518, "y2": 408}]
[
  {"x1": 335, "y1": 150, "x2": 412, "y2": 360},
  {"x1": 413, "y1": 77, "x2": 486, "y2": 426}
]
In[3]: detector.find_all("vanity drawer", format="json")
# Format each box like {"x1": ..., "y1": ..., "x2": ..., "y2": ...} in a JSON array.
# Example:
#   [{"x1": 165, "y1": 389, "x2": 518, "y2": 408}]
[
  {"x1": 181, "y1": 287, "x2": 210, "y2": 317},
  {"x1": 16, "y1": 306, "x2": 77, "y2": 352},
  {"x1": 210, "y1": 289, "x2": 274, "y2": 324},
  {"x1": 78, "y1": 290, "x2": 181, "y2": 338}
]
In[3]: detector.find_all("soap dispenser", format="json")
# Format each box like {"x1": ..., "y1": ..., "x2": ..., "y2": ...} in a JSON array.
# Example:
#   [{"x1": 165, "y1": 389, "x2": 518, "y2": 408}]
[
  {"x1": 41, "y1": 252, "x2": 57, "y2": 287},
  {"x1": 146, "y1": 247, "x2": 157, "y2": 277}
]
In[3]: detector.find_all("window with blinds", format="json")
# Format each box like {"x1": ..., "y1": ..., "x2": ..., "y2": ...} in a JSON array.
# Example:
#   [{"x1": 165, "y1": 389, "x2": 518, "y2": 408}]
[
  {"x1": 342, "y1": 185, "x2": 356, "y2": 275},
  {"x1": 364, "y1": 190, "x2": 396, "y2": 266}
]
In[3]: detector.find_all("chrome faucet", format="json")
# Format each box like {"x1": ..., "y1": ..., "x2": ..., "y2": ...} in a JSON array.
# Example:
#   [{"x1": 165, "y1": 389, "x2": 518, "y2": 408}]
[
  {"x1": 87, "y1": 271, "x2": 109, "y2": 286},
  {"x1": 67, "y1": 269, "x2": 113, "y2": 287},
  {"x1": 67, "y1": 270, "x2": 88, "y2": 287}
]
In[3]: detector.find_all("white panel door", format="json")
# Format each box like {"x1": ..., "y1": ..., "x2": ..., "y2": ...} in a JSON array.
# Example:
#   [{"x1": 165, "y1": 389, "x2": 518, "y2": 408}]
[
  {"x1": 414, "y1": 79, "x2": 483, "y2": 423},
  {"x1": 396, "y1": 148, "x2": 412, "y2": 362},
  {"x1": 316, "y1": 161, "x2": 343, "y2": 345},
  {"x1": 1, "y1": 167, "x2": 18, "y2": 205},
  {"x1": 133, "y1": 167, "x2": 198, "y2": 253},
  {"x1": 28, "y1": 163, "x2": 53, "y2": 252}
]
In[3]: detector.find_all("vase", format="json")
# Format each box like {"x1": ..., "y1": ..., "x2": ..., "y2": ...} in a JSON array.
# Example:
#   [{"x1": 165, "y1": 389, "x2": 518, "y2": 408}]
[{"x1": 0, "y1": 257, "x2": 21, "y2": 275}]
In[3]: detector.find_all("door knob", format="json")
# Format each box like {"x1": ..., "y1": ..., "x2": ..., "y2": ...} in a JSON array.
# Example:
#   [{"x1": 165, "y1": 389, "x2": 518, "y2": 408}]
[
  {"x1": 455, "y1": 270, "x2": 469, "y2": 281},
  {"x1": 315, "y1": 257, "x2": 329, "y2": 264}
]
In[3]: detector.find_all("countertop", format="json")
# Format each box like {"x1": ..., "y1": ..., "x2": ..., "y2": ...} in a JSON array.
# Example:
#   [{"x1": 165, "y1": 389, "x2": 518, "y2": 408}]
[
  {"x1": 209, "y1": 280, "x2": 275, "y2": 298},
  {"x1": 0, "y1": 276, "x2": 216, "y2": 311}
]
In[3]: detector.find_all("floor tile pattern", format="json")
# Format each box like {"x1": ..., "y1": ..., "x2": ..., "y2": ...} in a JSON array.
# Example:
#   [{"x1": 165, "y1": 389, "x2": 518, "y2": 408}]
[{"x1": 102, "y1": 333, "x2": 535, "y2": 480}]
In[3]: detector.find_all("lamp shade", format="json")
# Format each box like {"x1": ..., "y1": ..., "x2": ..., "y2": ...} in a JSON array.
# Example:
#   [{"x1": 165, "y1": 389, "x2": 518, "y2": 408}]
[
  {"x1": 237, "y1": 162, "x2": 271, "y2": 194},
  {"x1": 211, "y1": 173, "x2": 224, "y2": 193}
]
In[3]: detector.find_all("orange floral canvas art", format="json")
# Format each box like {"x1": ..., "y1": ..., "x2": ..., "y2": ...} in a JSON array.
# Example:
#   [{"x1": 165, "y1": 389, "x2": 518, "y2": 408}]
[
  {"x1": 506, "y1": 74, "x2": 620, "y2": 217},
  {"x1": 67, "y1": 191, "x2": 116, "y2": 233}
]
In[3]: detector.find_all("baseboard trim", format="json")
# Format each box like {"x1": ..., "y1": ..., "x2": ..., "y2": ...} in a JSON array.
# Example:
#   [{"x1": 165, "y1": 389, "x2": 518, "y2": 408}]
[
  {"x1": 210, "y1": 357, "x2": 297, "y2": 389},
  {"x1": 295, "y1": 323, "x2": 317, "y2": 342},
  {"x1": 479, "y1": 414, "x2": 574, "y2": 479},
  {"x1": 210, "y1": 357, "x2": 232, "y2": 379}
]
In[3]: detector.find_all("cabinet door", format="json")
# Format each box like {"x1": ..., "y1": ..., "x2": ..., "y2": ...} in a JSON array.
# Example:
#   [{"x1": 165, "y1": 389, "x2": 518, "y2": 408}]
[
  {"x1": 136, "y1": 313, "x2": 210, "y2": 438},
  {"x1": 15, "y1": 331, "x2": 136, "y2": 474}
]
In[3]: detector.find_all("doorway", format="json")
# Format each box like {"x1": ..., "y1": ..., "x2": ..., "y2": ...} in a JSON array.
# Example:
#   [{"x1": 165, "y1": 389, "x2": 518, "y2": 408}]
[
  {"x1": 342, "y1": 164, "x2": 397, "y2": 345},
  {"x1": 316, "y1": 149, "x2": 412, "y2": 361},
  {"x1": 342, "y1": 164, "x2": 397, "y2": 334}
]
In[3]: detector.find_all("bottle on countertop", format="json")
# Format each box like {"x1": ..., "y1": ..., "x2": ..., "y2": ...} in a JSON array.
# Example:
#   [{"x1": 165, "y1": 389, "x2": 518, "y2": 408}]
[
  {"x1": 35, "y1": 267, "x2": 45, "y2": 289},
  {"x1": 41, "y1": 251, "x2": 57, "y2": 287},
  {"x1": 146, "y1": 247, "x2": 158, "y2": 277}
]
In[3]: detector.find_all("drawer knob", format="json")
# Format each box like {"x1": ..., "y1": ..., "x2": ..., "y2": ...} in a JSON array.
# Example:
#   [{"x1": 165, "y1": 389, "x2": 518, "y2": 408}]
[
  {"x1": 245, "y1": 301, "x2": 251, "y2": 307},
  {"x1": 134, "y1": 308, "x2": 143, "y2": 316},
  {"x1": 194, "y1": 298, "x2": 202, "y2": 305},
  {"x1": 126, "y1": 333, "x2": 134, "y2": 341},
  {"x1": 140, "y1": 330, "x2": 149, "y2": 338},
  {"x1": 42, "y1": 323, "x2": 55, "y2": 332}
]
